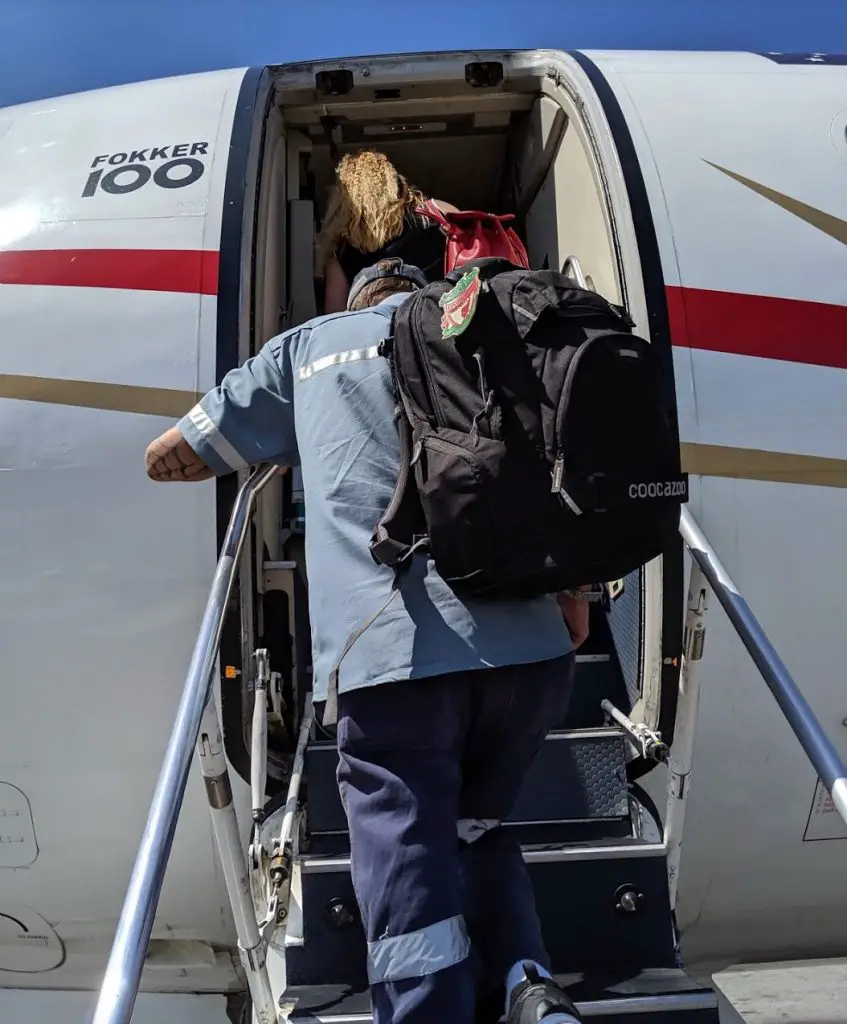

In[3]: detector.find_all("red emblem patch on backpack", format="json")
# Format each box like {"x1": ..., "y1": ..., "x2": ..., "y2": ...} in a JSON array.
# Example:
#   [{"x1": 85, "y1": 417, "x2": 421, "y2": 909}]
[{"x1": 438, "y1": 266, "x2": 481, "y2": 339}]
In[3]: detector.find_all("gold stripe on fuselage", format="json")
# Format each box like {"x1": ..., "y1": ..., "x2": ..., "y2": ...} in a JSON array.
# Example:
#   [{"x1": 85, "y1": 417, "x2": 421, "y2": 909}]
[
  {"x1": 0, "y1": 373, "x2": 198, "y2": 419},
  {"x1": 705, "y1": 162, "x2": 847, "y2": 248},
  {"x1": 2, "y1": 374, "x2": 847, "y2": 489},
  {"x1": 681, "y1": 442, "x2": 847, "y2": 490}
]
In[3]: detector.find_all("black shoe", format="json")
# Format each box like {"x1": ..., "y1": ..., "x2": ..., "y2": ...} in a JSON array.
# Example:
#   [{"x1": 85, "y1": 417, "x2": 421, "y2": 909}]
[{"x1": 506, "y1": 962, "x2": 581, "y2": 1023}]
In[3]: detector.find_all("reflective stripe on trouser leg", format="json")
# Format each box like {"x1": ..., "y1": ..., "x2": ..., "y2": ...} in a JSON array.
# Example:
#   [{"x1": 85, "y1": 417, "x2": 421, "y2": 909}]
[
  {"x1": 457, "y1": 817, "x2": 500, "y2": 844},
  {"x1": 368, "y1": 914, "x2": 470, "y2": 985},
  {"x1": 335, "y1": 680, "x2": 477, "y2": 1024}
]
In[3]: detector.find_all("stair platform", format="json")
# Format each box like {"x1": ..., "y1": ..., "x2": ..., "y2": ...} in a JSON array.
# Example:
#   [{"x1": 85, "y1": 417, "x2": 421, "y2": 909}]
[
  {"x1": 305, "y1": 727, "x2": 631, "y2": 840},
  {"x1": 285, "y1": 968, "x2": 720, "y2": 1022}
]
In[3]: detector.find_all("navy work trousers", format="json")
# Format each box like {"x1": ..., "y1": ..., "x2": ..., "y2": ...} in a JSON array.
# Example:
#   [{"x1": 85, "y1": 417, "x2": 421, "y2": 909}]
[{"x1": 335, "y1": 654, "x2": 576, "y2": 1024}]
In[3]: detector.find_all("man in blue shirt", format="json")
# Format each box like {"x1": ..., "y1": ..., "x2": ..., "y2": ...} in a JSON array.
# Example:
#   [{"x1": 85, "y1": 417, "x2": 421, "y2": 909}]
[{"x1": 145, "y1": 259, "x2": 585, "y2": 1024}]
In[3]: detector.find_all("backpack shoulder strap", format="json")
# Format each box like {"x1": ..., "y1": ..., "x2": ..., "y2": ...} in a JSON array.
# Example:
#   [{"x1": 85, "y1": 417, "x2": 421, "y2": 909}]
[
  {"x1": 370, "y1": 406, "x2": 426, "y2": 566},
  {"x1": 370, "y1": 309, "x2": 427, "y2": 568}
]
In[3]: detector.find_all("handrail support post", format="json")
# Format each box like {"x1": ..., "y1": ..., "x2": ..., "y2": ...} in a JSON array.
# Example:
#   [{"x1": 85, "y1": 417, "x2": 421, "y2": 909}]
[
  {"x1": 665, "y1": 561, "x2": 708, "y2": 909},
  {"x1": 198, "y1": 699, "x2": 278, "y2": 1022},
  {"x1": 91, "y1": 464, "x2": 279, "y2": 1024}
]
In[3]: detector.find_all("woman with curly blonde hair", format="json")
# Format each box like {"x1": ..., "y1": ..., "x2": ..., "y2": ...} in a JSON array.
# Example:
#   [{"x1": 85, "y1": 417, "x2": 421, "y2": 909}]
[{"x1": 317, "y1": 149, "x2": 457, "y2": 313}]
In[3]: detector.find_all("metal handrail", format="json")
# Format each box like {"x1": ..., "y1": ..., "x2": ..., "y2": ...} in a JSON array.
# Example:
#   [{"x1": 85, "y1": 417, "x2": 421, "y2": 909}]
[
  {"x1": 562, "y1": 254, "x2": 588, "y2": 289},
  {"x1": 92, "y1": 463, "x2": 278, "y2": 1024},
  {"x1": 92, "y1": 459, "x2": 847, "y2": 1017},
  {"x1": 679, "y1": 507, "x2": 847, "y2": 823}
]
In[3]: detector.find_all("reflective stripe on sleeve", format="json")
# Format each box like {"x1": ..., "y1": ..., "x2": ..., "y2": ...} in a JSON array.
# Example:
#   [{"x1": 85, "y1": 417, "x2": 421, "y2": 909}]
[{"x1": 186, "y1": 403, "x2": 249, "y2": 471}]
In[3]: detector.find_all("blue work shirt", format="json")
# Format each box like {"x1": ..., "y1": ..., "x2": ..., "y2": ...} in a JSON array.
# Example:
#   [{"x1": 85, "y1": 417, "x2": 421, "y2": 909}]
[{"x1": 178, "y1": 293, "x2": 572, "y2": 703}]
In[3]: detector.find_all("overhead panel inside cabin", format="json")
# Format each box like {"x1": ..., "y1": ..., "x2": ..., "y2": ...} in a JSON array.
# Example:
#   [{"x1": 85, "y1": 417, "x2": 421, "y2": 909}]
[{"x1": 296, "y1": 104, "x2": 521, "y2": 214}]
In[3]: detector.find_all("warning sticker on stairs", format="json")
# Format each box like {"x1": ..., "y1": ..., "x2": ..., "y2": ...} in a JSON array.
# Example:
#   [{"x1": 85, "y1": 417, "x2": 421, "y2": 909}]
[{"x1": 803, "y1": 778, "x2": 847, "y2": 841}]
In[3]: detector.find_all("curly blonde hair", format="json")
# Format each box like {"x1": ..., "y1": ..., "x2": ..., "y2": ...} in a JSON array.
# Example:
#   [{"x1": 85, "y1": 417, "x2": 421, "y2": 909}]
[{"x1": 316, "y1": 149, "x2": 429, "y2": 271}]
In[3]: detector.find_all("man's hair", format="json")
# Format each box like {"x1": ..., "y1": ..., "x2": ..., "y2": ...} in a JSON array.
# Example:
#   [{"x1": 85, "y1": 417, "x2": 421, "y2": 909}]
[{"x1": 348, "y1": 275, "x2": 418, "y2": 311}]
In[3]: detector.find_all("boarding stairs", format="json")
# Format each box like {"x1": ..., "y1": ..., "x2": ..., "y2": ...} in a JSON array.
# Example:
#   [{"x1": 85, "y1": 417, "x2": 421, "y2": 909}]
[{"x1": 90, "y1": 269, "x2": 847, "y2": 1022}]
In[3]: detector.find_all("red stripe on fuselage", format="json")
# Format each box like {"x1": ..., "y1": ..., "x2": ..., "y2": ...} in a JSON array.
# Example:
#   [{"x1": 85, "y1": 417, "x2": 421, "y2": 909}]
[
  {"x1": 2, "y1": 251, "x2": 846, "y2": 369},
  {"x1": 0, "y1": 248, "x2": 219, "y2": 295},
  {"x1": 666, "y1": 285, "x2": 847, "y2": 370}
]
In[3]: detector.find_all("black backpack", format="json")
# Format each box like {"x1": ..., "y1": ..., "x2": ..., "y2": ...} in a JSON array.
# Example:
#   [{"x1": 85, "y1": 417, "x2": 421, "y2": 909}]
[{"x1": 370, "y1": 259, "x2": 688, "y2": 599}]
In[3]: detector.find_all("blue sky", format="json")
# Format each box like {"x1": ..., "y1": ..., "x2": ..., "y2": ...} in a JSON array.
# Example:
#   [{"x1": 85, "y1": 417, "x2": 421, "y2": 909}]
[{"x1": 1, "y1": 0, "x2": 845, "y2": 108}]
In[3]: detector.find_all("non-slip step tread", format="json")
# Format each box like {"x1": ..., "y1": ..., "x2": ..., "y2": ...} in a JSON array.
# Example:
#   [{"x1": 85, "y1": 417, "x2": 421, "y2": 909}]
[
  {"x1": 305, "y1": 728, "x2": 629, "y2": 835},
  {"x1": 517, "y1": 730, "x2": 629, "y2": 823},
  {"x1": 286, "y1": 968, "x2": 719, "y2": 1020},
  {"x1": 561, "y1": 653, "x2": 630, "y2": 729}
]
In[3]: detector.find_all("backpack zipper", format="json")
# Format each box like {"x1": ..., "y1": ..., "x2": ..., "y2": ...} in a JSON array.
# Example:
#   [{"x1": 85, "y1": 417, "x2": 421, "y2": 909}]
[
  {"x1": 551, "y1": 336, "x2": 600, "y2": 490},
  {"x1": 548, "y1": 300, "x2": 631, "y2": 486},
  {"x1": 424, "y1": 434, "x2": 479, "y2": 466}
]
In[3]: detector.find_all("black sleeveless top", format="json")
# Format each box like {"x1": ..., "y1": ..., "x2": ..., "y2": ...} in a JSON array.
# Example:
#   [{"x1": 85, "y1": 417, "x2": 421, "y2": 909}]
[{"x1": 336, "y1": 213, "x2": 445, "y2": 285}]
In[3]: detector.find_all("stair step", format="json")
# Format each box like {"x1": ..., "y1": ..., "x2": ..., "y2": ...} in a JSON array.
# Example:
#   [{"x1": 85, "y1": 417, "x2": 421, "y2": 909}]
[
  {"x1": 561, "y1": 653, "x2": 629, "y2": 729},
  {"x1": 286, "y1": 837, "x2": 674, "y2": 988},
  {"x1": 512, "y1": 729, "x2": 629, "y2": 824},
  {"x1": 305, "y1": 818, "x2": 634, "y2": 857},
  {"x1": 285, "y1": 968, "x2": 719, "y2": 1022},
  {"x1": 305, "y1": 728, "x2": 630, "y2": 837}
]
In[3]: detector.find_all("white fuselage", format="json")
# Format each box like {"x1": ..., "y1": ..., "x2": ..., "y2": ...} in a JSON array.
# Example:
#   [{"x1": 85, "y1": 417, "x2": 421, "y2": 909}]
[{"x1": 1, "y1": 49, "x2": 846, "y2": 1009}]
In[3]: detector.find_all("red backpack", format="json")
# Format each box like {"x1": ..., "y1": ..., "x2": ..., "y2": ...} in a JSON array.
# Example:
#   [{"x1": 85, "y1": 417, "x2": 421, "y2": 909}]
[{"x1": 417, "y1": 200, "x2": 530, "y2": 274}]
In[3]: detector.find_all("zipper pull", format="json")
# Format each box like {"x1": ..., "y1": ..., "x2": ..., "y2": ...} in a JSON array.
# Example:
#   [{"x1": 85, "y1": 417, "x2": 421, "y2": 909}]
[{"x1": 551, "y1": 453, "x2": 564, "y2": 494}]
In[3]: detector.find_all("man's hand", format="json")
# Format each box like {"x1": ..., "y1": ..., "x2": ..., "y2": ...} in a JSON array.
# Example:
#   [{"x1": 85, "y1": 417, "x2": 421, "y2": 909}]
[
  {"x1": 145, "y1": 427, "x2": 214, "y2": 482},
  {"x1": 556, "y1": 587, "x2": 591, "y2": 649}
]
